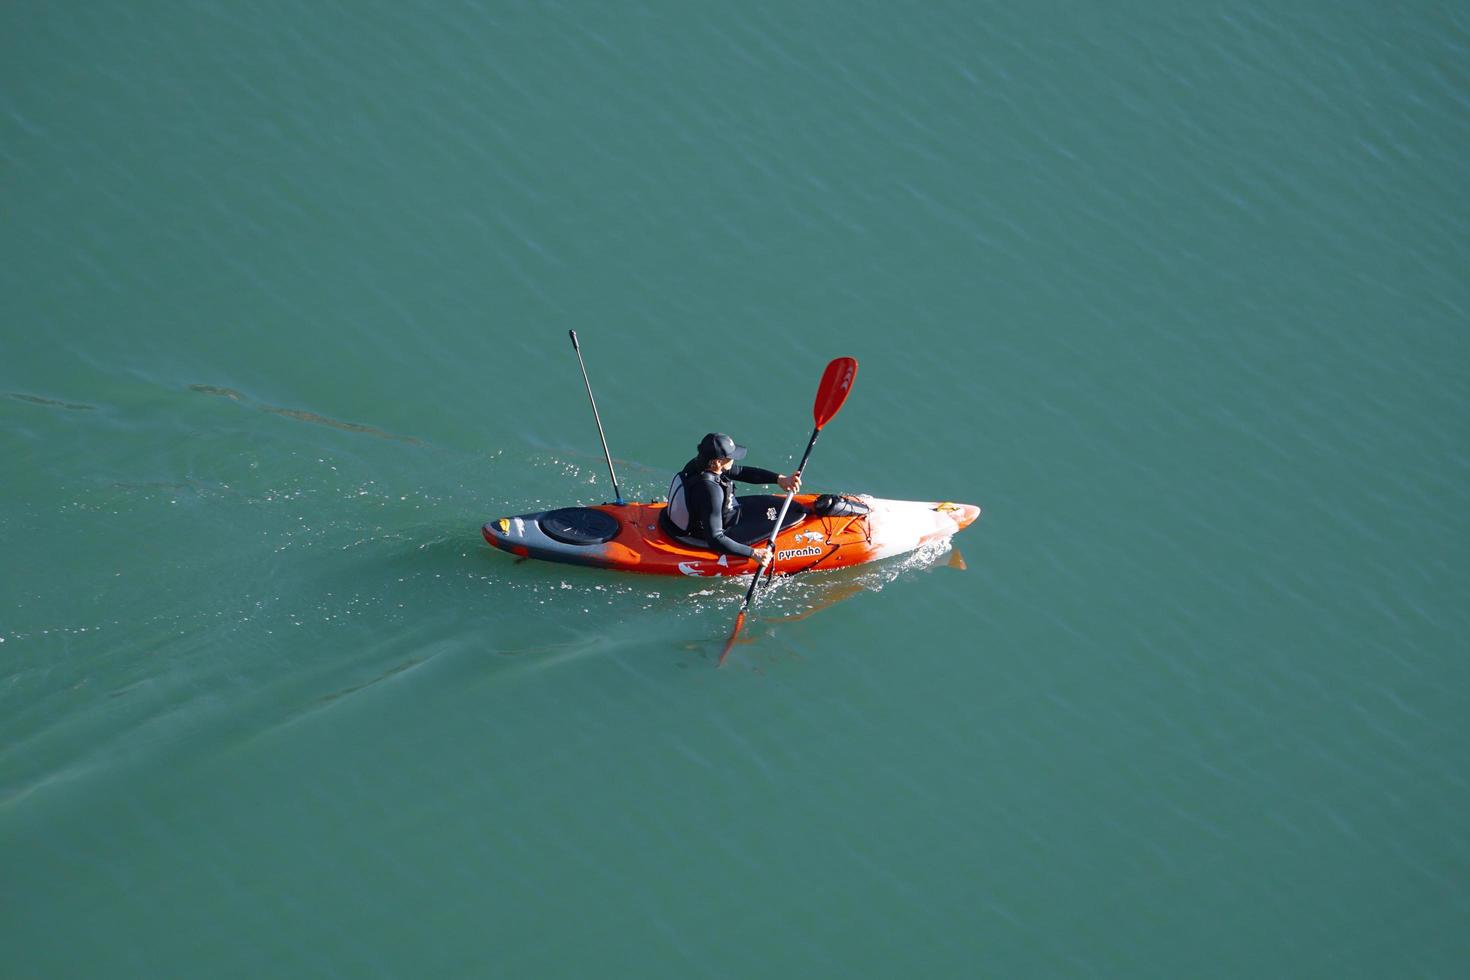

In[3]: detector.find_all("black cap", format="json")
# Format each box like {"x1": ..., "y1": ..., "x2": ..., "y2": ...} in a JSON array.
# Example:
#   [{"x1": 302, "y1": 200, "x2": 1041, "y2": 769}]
[{"x1": 697, "y1": 432, "x2": 747, "y2": 460}]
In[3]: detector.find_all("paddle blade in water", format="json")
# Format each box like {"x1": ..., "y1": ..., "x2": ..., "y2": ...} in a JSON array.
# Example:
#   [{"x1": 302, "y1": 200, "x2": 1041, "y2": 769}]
[
  {"x1": 719, "y1": 610, "x2": 747, "y2": 666},
  {"x1": 721, "y1": 356, "x2": 855, "y2": 667},
  {"x1": 812, "y1": 357, "x2": 858, "y2": 429}
]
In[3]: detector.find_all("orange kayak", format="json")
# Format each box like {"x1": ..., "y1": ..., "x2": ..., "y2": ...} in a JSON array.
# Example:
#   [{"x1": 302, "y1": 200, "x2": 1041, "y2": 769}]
[{"x1": 482, "y1": 493, "x2": 980, "y2": 577}]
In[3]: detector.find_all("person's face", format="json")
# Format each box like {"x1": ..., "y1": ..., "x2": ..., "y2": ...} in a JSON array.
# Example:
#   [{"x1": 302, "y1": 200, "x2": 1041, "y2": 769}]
[{"x1": 710, "y1": 456, "x2": 734, "y2": 473}]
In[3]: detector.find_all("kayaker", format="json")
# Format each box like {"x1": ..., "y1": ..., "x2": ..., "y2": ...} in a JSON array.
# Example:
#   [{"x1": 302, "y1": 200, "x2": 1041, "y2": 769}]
[{"x1": 666, "y1": 432, "x2": 801, "y2": 565}]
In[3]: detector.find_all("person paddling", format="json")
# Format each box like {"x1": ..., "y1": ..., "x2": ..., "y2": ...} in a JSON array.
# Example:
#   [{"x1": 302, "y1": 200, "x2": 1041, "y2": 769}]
[{"x1": 665, "y1": 432, "x2": 801, "y2": 565}]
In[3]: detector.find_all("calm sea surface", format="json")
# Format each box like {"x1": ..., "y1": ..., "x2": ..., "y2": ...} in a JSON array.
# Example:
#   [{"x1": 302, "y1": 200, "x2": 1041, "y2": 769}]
[{"x1": 4, "y1": 2, "x2": 1467, "y2": 976}]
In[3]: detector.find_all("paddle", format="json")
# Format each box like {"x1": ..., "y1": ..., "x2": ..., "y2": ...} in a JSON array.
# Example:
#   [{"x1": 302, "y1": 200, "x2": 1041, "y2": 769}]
[{"x1": 719, "y1": 356, "x2": 858, "y2": 665}]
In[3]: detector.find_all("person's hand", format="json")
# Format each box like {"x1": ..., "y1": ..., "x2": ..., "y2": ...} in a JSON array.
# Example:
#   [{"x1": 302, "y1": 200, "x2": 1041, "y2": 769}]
[
  {"x1": 777, "y1": 471, "x2": 802, "y2": 493},
  {"x1": 752, "y1": 547, "x2": 773, "y2": 567}
]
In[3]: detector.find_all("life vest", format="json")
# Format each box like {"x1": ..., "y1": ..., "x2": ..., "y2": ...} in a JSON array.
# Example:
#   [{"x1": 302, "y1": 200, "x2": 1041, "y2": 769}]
[{"x1": 666, "y1": 463, "x2": 737, "y2": 538}]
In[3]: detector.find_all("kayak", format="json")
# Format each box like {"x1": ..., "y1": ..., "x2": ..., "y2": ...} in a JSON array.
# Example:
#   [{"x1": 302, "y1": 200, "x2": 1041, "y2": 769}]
[{"x1": 481, "y1": 492, "x2": 980, "y2": 577}]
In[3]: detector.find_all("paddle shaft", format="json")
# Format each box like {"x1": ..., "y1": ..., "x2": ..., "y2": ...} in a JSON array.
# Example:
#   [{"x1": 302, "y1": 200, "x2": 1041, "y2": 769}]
[
  {"x1": 568, "y1": 330, "x2": 623, "y2": 505},
  {"x1": 719, "y1": 355, "x2": 856, "y2": 665},
  {"x1": 735, "y1": 425, "x2": 821, "y2": 617}
]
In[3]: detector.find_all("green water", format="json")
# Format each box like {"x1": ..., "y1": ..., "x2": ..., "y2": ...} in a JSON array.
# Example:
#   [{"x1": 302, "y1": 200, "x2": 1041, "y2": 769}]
[{"x1": 4, "y1": 2, "x2": 1467, "y2": 976}]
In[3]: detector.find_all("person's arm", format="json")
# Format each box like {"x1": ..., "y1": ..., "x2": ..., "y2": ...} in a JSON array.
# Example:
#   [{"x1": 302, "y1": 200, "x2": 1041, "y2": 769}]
[
  {"x1": 730, "y1": 463, "x2": 801, "y2": 492},
  {"x1": 695, "y1": 480, "x2": 757, "y2": 559},
  {"x1": 728, "y1": 463, "x2": 779, "y2": 484}
]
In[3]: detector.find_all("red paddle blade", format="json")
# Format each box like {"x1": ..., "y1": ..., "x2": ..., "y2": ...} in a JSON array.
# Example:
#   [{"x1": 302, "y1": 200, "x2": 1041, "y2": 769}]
[
  {"x1": 719, "y1": 610, "x2": 747, "y2": 666},
  {"x1": 813, "y1": 357, "x2": 858, "y2": 429}
]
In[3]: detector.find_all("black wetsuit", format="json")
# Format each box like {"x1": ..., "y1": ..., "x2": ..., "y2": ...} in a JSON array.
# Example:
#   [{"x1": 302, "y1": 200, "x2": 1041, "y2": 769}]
[{"x1": 669, "y1": 458, "x2": 782, "y2": 559}]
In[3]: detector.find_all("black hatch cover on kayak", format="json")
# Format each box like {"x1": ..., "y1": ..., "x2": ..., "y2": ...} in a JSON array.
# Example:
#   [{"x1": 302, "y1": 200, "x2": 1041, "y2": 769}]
[{"x1": 539, "y1": 508, "x2": 621, "y2": 546}]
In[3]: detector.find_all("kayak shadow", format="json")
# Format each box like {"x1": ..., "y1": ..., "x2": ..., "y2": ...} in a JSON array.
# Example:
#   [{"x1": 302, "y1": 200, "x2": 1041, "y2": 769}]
[
  {"x1": 766, "y1": 540, "x2": 968, "y2": 621},
  {"x1": 693, "y1": 542, "x2": 971, "y2": 667},
  {"x1": 467, "y1": 528, "x2": 971, "y2": 669}
]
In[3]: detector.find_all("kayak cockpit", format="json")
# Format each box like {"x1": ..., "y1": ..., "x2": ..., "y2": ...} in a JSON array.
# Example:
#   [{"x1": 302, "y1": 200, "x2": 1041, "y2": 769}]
[{"x1": 655, "y1": 493, "x2": 811, "y2": 549}]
